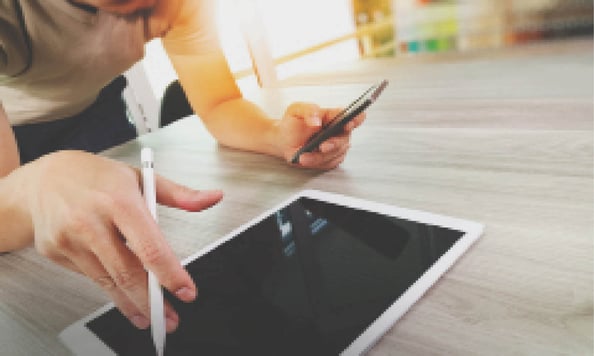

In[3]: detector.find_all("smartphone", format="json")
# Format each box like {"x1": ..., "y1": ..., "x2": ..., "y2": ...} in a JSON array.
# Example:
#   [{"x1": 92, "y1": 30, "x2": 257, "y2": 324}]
[{"x1": 291, "y1": 79, "x2": 389, "y2": 164}]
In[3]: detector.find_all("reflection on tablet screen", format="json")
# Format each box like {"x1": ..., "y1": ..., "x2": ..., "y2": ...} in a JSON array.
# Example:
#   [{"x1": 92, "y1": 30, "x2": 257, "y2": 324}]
[{"x1": 86, "y1": 197, "x2": 463, "y2": 355}]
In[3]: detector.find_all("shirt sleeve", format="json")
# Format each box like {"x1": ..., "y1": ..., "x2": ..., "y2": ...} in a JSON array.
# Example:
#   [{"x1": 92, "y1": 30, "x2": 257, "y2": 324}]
[{"x1": 0, "y1": 1, "x2": 31, "y2": 77}]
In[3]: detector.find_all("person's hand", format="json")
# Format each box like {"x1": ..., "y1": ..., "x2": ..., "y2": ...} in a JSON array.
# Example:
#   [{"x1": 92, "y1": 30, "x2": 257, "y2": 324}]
[
  {"x1": 277, "y1": 102, "x2": 366, "y2": 169},
  {"x1": 22, "y1": 150, "x2": 222, "y2": 333}
]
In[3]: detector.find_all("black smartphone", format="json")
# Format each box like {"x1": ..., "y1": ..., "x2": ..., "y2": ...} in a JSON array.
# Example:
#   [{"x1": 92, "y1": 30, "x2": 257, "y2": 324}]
[{"x1": 291, "y1": 79, "x2": 389, "y2": 164}]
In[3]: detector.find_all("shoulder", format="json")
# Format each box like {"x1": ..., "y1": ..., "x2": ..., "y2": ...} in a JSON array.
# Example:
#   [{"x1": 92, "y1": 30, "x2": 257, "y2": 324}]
[
  {"x1": 155, "y1": 0, "x2": 219, "y2": 55},
  {"x1": 146, "y1": 0, "x2": 213, "y2": 40}
]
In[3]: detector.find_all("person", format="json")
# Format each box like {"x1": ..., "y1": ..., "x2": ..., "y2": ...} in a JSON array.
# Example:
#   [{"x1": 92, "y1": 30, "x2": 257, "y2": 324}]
[{"x1": 0, "y1": 0, "x2": 366, "y2": 333}]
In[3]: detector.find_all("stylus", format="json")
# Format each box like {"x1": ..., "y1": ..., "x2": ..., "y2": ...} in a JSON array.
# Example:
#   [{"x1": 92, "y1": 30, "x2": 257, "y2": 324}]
[{"x1": 141, "y1": 147, "x2": 166, "y2": 356}]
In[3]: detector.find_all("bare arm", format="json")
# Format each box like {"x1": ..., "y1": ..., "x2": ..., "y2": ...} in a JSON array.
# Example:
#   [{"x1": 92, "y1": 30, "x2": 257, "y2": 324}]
[
  {"x1": 0, "y1": 3, "x2": 226, "y2": 331},
  {"x1": 0, "y1": 103, "x2": 20, "y2": 176},
  {"x1": 0, "y1": 104, "x2": 32, "y2": 251},
  {"x1": 161, "y1": 1, "x2": 283, "y2": 157},
  {"x1": 159, "y1": 0, "x2": 366, "y2": 169},
  {"x1": 0, "y1": 102, "x2": 222, "y2": 332}
]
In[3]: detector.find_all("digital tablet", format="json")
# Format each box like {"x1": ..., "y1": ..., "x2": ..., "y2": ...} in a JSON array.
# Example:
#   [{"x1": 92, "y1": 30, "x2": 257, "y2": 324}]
[{"x1": 60, "y1": 190, "x2": 483, "y2": 356}]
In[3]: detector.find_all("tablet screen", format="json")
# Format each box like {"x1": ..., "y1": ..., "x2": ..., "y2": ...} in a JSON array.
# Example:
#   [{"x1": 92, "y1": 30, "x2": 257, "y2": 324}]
[{"x1": 85, "y1": 197, "x2": 463, "y2": 355}]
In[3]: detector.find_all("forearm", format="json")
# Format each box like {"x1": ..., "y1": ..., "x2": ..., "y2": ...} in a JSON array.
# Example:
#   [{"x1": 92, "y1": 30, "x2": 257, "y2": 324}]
[
  {"x1": 0, "y1": 165, "x2": 34, "y2": 252},
  {"x1": 0, "y1": 103, "x2": 31, "y2": 251},
  {"x1": 161, "y1": 1, "x2": 282, "y2": 157},
  {"x1": 168, "y1": 52, "x2": 284, "y2": 158},
  {"x1": 0, "y1": 103, "x2": 20, "y2": 177},
  {"x1": 200, "y1": 98, "x2": 282, "y2": 158}
]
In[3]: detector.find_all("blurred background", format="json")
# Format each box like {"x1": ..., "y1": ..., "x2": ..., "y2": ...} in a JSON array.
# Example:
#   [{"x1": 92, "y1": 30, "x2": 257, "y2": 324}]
[{"x1": 140, "y1": 0, "x2": 593, "y2": 97}]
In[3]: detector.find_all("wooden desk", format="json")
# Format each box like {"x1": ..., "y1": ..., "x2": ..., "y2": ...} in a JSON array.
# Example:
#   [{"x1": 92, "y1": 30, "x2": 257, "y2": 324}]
[{"x1": 1, "y1": 39, "x2": 592, "y2": 355}]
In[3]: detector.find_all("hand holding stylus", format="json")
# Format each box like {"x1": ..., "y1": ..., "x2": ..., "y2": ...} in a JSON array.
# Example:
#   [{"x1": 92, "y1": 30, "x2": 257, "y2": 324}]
[{"x1": 16, "y1": 150, "x2": 222, "y2": 333}]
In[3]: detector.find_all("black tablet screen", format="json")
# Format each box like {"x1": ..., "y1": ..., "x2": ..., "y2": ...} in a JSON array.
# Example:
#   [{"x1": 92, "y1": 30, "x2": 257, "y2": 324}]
[{"x1": 86, "y1": 197, "x2": 463, "y2": 355}]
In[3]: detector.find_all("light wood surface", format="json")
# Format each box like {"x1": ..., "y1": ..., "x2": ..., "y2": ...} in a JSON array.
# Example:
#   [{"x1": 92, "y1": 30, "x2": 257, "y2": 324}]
[{"x1": 1, "y1": 39, "x2": 592, "y2": 355}]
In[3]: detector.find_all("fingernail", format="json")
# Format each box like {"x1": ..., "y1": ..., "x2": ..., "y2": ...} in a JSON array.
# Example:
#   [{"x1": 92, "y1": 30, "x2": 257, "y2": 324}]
[
  {"x1": 300, "y1": 155, "x2": 312, "y2": 166},
  {"x1": 131, "y1": 315, "x2": 150, "y2": 329},
  {"x1": 175, "y1": 286, "x2": 196, "y2": 301},
  {"x1": 166, "y1": 316, "x2": 178, "y2": 333}
]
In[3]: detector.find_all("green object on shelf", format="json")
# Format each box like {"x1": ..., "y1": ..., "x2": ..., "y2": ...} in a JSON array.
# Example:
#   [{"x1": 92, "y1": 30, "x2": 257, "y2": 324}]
[
  {"x1": 426, "y1": 38, "x2": 439, "y2": 52},
  {"x1": 437, "y1": 37, "x2": 452, "y2": 51}
]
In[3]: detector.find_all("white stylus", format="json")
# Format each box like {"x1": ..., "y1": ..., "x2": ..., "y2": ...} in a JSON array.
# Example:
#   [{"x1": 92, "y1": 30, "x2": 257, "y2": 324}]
[{"x1": 141, "y1": 147, "x2": 165, "y2": 356}]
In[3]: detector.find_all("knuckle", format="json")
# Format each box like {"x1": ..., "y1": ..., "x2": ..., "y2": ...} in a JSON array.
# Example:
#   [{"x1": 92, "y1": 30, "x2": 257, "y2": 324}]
[
  {"x1": 52, "y1": 234, "x2": 71, "y2": 255},
  {"x1": 102, "y1": 193, "x2": 129, "y2": 215},
  {"x1": 104, "y1": 196, "x2": 137, "y2": 224},
  {"x1": 118, "y1": 168, "x2": 141, "y2": 191},
  {"x1": 84, "y1": 226, "x2": 108, "y2": 247},
  {"x1": 96, "y1": 191, "x2": 118, "y2": 211},
  {"x1": 95, "y1": 275, "x2": 117, "y2": 291},
  {"x1": 113, "y1": 269, "x2": 140, "y2": 290},
  {"x1": 139, "y1": 242, "x2": 165, "y2": 266},
  {"x1": 109, "y1": 160, "x2": 137, "y2": 180},
  {"x1": 66, "y1": 211, "x2": 94, "y2": 237},
  {"x1": 98, "y1": 172, "x2": 138, "y2": 211},
  {"x1": 53, "y1": 231, "x2": 71, "y2": 250}
]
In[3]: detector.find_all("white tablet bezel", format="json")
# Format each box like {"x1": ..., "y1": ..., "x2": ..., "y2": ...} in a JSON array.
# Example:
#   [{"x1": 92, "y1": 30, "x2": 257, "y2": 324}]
[{"x1": 60, "y1": 189, "x2": 483, "y2": 356}]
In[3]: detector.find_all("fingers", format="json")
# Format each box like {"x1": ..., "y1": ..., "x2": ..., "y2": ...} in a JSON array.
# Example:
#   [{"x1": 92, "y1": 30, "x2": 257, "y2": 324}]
[
  {"x1": 318, "y1": 133, "x2": 349, "y2": 154},
  {"x1": 45, "y1": 237, "x2": 152, "y2": 329},
  {"x1": 107, "y1": 173, "x2": 221, "y2": 331},
  {"x1": 294, "y1": 127, "x2": 351, "y2": 169},
  {"x1": 111, "y1": 195, "x2": 197, "y2": 304},
  {"x1": 322, "y1": 108, "x2": 366, "y2": 133},
  {"x1": 154, "y1": 174, "x2": 223, "y2": 212},
  {"x1": 321, "y1": 108, "x2": 343, "y2": 126},
  {"x1": 297, "y1": 139, "x2": 351, "y2": 169},
  {"x1": 72, "y1": 249, "x2": 151, "y2": 329},
  {"x1": 344, "y1": 111, "x2": 366, "y2": 132},
  {"x1": 82, "y1": 252, "x2": 182, "y2": 332},
  {"x1": 64, "y1": 221, "x2": 182, "y2": 332},
  {"x1": 88, "y1": 225, "x2": 151, "y2": 317},
  {"x1": 28, "y1": 153, "x2": 208, "y2": 333},
  {"x1": 286, "y1": 102, "x2": 323, "y2": 127},
  {"x1": 284, "y1": 105, "x2": 364, "y2": 170}
]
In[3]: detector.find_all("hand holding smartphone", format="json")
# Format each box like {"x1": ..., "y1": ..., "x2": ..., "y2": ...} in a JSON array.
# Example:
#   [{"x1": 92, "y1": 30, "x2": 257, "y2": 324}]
[{"x1": 291, "y1": 79, "x2": 389, "y2": 164}]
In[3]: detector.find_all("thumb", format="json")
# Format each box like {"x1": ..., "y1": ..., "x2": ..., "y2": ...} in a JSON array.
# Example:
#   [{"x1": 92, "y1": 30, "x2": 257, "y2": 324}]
[
  {"x1": 286, "y1": 102, "x2": 322, "y2": 128},
  {"x1": 155, "y1": 174, "x2": 223, "y2": 211}
]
